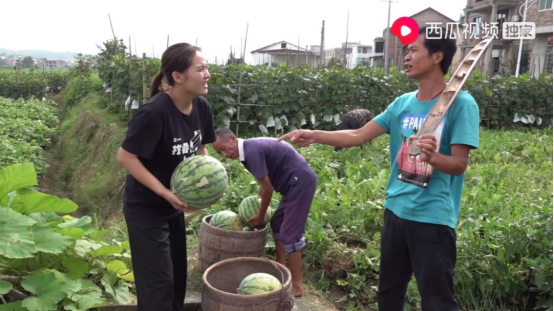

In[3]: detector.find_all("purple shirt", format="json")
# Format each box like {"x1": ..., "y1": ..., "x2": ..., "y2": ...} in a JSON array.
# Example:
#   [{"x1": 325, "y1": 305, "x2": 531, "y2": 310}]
[{"x1": 240, "y1": 138, "x2": 315, "y2": 194}]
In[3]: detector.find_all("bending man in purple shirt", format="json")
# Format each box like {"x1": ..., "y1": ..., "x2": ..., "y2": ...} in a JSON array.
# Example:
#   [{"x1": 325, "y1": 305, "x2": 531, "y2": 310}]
[{"x1": 212, "y1": 128, "x2": 317, "y2": 297}]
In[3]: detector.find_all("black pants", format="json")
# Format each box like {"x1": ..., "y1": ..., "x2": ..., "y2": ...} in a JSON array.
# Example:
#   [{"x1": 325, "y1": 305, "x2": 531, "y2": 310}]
[
  {"x1": 335, "y1": 115, "x2": 361, "y2": 152},
  {"x1": 378, "y1": 209, "x2": 459, "y2": 311},
  {"x1": 125, "y1": 212, "x2": 187, "y2": 311}
]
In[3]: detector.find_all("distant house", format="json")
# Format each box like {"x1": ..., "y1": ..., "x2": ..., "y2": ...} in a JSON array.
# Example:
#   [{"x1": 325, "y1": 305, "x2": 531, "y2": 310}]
[
  {"x1": 323, "y1": 47, "x2": 342, "y2": 64},
  {"x1": 251, "y1": 41, "x2": 320, "y2": 67},
  {"x1": 369, "y1": 37, "x2": 385, "y2": 68},
  {"x1": 461, "y1": 0, "x2": 552, "y2": 77},
  {"x1": 526, "y1": 0, "x2": 553, "y2": 77},
  {"x1": 350, "y1": 44, "x2": 373, "y2": 69},
  {"x1": 322, "y1": 42, "x2": 373, "y2": 69},
  {"x1": 37, "y1": 58, "x2": 71, "y2": 69}
]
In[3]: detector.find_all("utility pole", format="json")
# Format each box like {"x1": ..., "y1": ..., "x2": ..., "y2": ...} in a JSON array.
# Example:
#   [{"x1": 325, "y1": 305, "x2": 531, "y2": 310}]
[
  {"x1": 382, "y1": 0, "x2": 393, "y2": 73},
  {"x1": 515, "y1": 0, "x2": 534, "y2": 76},
  {"x1": 320, "y1": 20, "x2": 325, "y2": 67},
  {"x1": 343, "y1": 11, "x2": 350, "y2": 69}
]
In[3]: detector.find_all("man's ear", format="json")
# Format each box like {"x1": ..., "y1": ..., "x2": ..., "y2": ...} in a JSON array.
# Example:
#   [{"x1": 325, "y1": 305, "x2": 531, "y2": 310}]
[
  {"x1": 434, "y1": 51, "x2": 444, "y2": 65},
  {"x1": 230, "y1": 135, "x2": 237, "y2": 143}
]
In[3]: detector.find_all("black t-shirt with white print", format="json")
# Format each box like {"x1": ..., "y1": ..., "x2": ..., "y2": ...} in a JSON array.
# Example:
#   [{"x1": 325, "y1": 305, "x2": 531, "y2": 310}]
[{"x1": 121, "y1": 92, "x2": 216, "y2": 221}]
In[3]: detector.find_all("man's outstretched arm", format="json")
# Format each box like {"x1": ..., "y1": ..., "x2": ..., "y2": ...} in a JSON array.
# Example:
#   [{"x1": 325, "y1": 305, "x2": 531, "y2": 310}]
[{"x1": 278, "y1": 120, "x2": 387, "y2": 148}]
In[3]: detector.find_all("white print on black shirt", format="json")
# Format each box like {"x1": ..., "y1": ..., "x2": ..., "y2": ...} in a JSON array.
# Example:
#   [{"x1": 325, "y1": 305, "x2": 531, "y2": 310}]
[{"x1": 171, "y1": 130, "x2": 202, "y2": 159}]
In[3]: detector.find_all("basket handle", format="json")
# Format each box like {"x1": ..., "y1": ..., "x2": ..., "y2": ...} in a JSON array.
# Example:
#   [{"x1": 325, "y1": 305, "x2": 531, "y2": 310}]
[{"x1": 260, "y1": 257, "x2": 294, "y2": 311}]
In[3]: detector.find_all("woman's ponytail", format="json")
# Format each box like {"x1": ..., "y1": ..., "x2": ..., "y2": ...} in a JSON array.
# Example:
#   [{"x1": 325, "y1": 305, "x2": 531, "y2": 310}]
[{"x1": 150, "y1": 71, "x2": 164, "y2": 98}]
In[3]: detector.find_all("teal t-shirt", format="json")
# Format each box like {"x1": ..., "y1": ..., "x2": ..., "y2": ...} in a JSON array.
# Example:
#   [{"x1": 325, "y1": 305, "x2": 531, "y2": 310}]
[{"x1": 373, "y1": 90, "x2": 479, "y2": 228}]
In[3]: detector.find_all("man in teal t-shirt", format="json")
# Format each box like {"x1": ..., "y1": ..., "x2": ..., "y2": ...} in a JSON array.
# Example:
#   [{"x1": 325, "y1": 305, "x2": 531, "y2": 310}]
[{"x1": 279, "y1": 27, "x2": 479, "y2": 311}]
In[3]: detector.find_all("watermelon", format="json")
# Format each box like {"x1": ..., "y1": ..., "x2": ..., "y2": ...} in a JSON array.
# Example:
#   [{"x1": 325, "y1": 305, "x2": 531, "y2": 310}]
[
  {"x1": 170, "y1": 155, "x2": 228, "y2": 210},
  {"x1": 237, "y1": 273, "x2": 282, "y2": 295},
  {"x1": 238, "y1": 195, "x2": 272, "y2": 228},
  {"x1": 210, "y1": 211, "x2": 243, "y2": 231}
]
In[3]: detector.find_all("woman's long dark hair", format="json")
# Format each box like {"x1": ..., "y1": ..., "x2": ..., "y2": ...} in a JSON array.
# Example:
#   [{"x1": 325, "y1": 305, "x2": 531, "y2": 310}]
[{"x1": 150, "y1": 43, "x2": 200, "y2": 97}]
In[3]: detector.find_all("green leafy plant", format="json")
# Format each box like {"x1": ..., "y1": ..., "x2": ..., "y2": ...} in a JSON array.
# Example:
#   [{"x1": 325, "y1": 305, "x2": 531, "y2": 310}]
[
  {"x1": 0, "y1": 163, "x2": 136, "y2": 310},
  {"x1": 0, "y1": 98, "x2": 59, "y2": 175}
]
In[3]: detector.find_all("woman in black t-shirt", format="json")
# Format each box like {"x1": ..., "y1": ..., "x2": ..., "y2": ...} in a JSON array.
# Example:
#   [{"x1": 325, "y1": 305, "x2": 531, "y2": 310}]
[{"x1": 117, "y1": 43, "x2": 216, "y2": 311}]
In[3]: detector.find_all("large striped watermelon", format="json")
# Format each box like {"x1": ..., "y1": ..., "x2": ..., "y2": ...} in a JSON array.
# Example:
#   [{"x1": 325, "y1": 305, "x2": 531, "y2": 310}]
[
  {"x1": 238, "y1": 195, "x2": 272, "y2": 228},
  {"x1": 170, "y1": 155, "x2": 228, "y2": 210},
  {"x1": 209, "y1": 211, "x2": 243, "y2": 231},
  {"x1": 237, "y1": 273, "x2": 282, "y2": 295}
]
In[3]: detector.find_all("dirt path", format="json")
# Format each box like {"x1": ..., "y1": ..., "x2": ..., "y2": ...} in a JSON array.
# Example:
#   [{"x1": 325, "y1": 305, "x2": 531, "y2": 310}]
[{"x1": 38, "y1": 148, "x2": 71, "y2": 200}]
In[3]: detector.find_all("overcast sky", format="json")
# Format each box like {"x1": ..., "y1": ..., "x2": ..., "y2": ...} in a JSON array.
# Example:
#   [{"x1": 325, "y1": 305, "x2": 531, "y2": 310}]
[{"x1": 1, "y1": 0, "x2": 466, "y2": 64}]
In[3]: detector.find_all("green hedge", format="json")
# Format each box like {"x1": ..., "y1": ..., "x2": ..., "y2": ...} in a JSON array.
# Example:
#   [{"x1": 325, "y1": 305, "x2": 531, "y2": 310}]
[
  {"x1": 96, "y1": 56, "x2": 552, "y2": 136},
  {"x1": 0, "y1": 70, "x2": 69, "y2": 99}
]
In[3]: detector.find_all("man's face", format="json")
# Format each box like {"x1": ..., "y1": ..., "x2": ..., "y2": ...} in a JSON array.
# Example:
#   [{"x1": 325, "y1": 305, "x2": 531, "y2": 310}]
[
  {"x1": 404, "y1": 34, "x2": 441, "y2": 79},
  {"x1": 212, "y1": 136, "x2": 239, "y2": 159}
]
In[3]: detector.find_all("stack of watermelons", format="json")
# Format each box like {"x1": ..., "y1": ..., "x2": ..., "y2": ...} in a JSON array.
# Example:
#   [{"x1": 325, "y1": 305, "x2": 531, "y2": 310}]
[
  {"x1": 170, "y1": 155, "x2": 274, "y2": 231},
  {"x1": 170, "y1": 156, "x2": 281, "y2": 296},
  {"x1": 209, "y1": 194, "x2": 273, "y2": 231}
]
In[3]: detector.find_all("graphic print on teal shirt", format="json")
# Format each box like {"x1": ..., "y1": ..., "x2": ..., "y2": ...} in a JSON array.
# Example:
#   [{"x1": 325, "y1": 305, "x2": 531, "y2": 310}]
[{"x1": 397, "y1": 113, "x2": 444, "y2": 188}]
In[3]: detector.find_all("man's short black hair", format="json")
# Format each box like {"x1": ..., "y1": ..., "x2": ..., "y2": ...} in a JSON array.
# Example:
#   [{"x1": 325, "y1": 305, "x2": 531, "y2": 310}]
[{"x1": 418, "y1": 26, "x2": 457, "y2": 75}]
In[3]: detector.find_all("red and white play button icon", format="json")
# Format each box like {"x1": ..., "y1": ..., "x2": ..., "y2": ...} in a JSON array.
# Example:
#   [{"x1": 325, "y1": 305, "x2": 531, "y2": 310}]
[{"x1": 391, "y1": 17, "x2": 420, "y2": 45}]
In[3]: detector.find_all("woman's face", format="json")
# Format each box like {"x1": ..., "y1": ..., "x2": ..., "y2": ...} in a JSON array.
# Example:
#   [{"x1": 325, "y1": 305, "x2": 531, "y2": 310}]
[{"x1": 176, "y1": 51, "x2": 210, "y2": 96}]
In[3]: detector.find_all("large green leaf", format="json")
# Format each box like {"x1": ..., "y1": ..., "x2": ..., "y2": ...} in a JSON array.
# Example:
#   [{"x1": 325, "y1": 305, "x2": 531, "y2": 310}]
[
  {"x1": 28, "y1": 212, "x2": 63, "y2": 227},
  {"x1": 88, "y1": 260, "x2": 106, "y2": 274},
  {"x1": 100, "y1": 271, "x2": 117, "y2": 298},
  {"x1": 57, "y1": 228, "x2": 84, "y2": 240},
  {"x1": 101, "y1": 272, "x2": 135, "y2": 305},
  {"x1": 112, "y1": 282, "x2": 135, "y2": 305},
  {"x1": 6, "y1": 189, "x2": 77, "y2": 215},
  {"x1": 0, "y1": 207, "x2": 36, "y2": 258},
  {"x1": 0, "y1": 280, "x2": 12, "y2": 295},
  {"x1": 106, "y1": 260, "x2": 127, "y2": 274},
  {"x1": 62, "y1": 280, "x2": 107, "y2": 311},
  {"x1": 62, "y1": 257, "x2": 90, "y2": 280},
  {"x1": 0, "y1": 163, "x2": 37, "y2": 200},
  {"x1": 107, "y1": 260, "x2": 134, "y2": 282},
  {"x1": 21, "y1": 273, "x2": 81, "y2": 311},
  {"x1": 90, "y1": 245, "x2": 124, "y2": 258},
  {"x1": 63, "y1": 290, "x2": 107, "y2": 311},
  {"x1": 89, "y1": 229, "x2": 108, "y2": 240},
  {"x1": 32, "y1": 226, "x2": 74, "y2": 255},
  {"x1": 74, "y1": 239, "x2": 101, "y2": 258},
  {"x1": 58, "y1": 216, "x2": 94, "y2": 235},
  {"x1": 0, "y1": 301, "x2": 25, "y2": 311}
]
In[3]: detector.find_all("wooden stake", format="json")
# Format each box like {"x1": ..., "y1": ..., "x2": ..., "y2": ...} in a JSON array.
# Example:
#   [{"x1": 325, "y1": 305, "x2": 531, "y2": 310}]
[
  {"x1": 343, "y1": 11, "x2": 349, "y2": 69},
  {"x1": 297, "y1": 35, "x2": 300, "y2": 66},
  {"x1": 142, "y1": 53, "x2": 148, "y2": 104},
  {"x1": 242, "y1": 23, "x2": 249, "y2": 60},
  {"x1": 108, "y1": 13, "x2": 117, "y2": 52}
]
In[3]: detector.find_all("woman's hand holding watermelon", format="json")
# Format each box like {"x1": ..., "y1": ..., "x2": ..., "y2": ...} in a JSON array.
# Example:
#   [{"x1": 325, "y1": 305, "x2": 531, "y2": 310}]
[{"x1": 162, "y1": 189, "x2": 196, "y2": 212}]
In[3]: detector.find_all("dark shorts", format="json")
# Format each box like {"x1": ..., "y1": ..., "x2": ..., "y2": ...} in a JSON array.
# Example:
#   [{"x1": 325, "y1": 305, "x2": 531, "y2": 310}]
[{"x1": 270, "y1": 170, "x2": 317, "y2": 253}]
